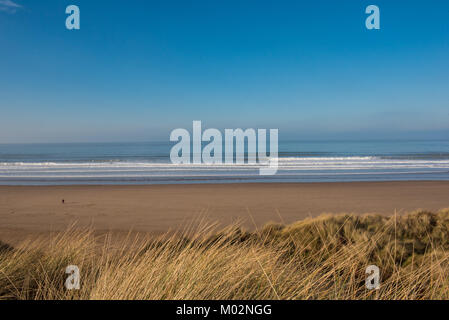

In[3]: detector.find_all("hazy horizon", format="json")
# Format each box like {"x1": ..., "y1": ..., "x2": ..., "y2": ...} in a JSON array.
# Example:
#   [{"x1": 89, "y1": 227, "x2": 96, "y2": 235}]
[{"x1": 1, "y1": 133, "x2": 449, "y2": 145}]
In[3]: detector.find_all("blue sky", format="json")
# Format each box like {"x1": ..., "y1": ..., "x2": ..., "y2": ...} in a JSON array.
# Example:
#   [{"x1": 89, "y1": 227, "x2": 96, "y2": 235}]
[{"x1": 0, "y1": 0, "x2": 448, "y2": 143}]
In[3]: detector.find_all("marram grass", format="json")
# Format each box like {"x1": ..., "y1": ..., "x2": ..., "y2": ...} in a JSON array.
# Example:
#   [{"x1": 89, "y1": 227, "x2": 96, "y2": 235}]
[{"x1": 1, "y1": 209, "x2": 449, "y2": 300}]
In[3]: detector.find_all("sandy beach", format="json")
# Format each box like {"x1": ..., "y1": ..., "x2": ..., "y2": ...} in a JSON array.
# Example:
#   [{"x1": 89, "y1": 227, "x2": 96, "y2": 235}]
[{"x1": 1, "y1": 181, "x2": 449, "y2": 244}]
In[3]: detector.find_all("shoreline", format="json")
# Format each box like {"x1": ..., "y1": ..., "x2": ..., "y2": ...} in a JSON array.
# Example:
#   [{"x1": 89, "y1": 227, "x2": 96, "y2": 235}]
[{"x1": 1, "y1": 180, "x2": 449, "y2": 244}]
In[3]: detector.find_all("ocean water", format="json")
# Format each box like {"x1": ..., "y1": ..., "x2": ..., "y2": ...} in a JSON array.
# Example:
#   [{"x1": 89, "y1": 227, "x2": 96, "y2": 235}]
[{"x1": 0, "y1": 140, "x2": 449, "y2": 185}]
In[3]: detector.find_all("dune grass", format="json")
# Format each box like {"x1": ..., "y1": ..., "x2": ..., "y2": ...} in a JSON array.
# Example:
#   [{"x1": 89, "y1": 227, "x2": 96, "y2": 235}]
[{"x1": 1, "y1": 209, "x2": 449, "y2": 300}]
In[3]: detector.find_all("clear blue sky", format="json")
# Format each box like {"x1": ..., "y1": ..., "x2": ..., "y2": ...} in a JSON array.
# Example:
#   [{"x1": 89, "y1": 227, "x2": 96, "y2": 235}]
[{"x1": 1, "y1": 0, "x2": 448, "y2": 143}]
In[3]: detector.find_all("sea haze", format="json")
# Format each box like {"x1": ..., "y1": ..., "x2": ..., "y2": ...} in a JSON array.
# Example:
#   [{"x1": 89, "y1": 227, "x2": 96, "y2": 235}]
[{"x1": 0, "y1": 140, "x2": 448, "y2": 185}]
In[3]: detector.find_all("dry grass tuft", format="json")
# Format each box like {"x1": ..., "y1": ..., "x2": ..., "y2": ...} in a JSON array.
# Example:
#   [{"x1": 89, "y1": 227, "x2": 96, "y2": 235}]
[{"x1": 1, "y1": 209, "x2": 449, "y2": 300}]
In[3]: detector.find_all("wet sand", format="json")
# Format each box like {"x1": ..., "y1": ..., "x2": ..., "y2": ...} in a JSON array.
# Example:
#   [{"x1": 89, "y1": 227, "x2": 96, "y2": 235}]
[{"x1": 1, "y1": 181, "x2": 449, "y2": 244}]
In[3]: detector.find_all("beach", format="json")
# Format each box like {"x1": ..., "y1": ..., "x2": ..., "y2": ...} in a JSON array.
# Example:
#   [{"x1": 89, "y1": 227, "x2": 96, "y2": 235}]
[{"x1": 1, "y1": 181, "x2": 449, "y2": 244}]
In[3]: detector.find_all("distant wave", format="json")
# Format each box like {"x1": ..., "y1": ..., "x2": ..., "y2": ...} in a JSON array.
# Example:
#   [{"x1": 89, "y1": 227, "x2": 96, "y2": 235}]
[
  {"x1": 2, "y1": 156, "x2": 449, "y2": 170},
  {"x1": 1, "y1": 156, "x2": 449, "y2": 185}
]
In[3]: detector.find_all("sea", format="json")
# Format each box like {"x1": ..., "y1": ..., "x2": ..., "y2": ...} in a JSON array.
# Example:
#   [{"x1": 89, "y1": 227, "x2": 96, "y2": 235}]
[{"x1": 0, "y1": 140, "x2": 449, "y2": 185}]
